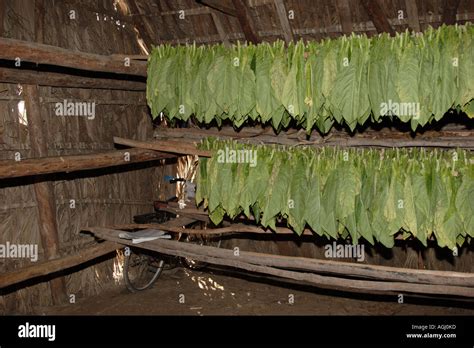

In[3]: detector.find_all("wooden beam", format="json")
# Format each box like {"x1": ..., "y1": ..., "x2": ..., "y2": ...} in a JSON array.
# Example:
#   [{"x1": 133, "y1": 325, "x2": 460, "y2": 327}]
[
  {"x1": 34, "y1": 0, "x2": 45, "y2": 43},
  {"x1": 0, "y1": 148, "x2": 174, "y2": 180},
  {"x1": 0, "y1": 38, "x2": 147, "y2": 76},
  {"x1": 0, "y1": 0, "x2": 6, "y2": 37},
  {"x1": 336, "y1": 0, "x2": 353, "y2": 35},
  {"x1": 0, "y1": 67, "x2": 146, "y2": 91},
  {"x1": 232, "y1": 0, "x2": 261, "y2": 43},
  {"x1": 159, "y1": 12, "x2": 474, "y2": 44},
  {"x1": 140, "y1": 223, "x2": 473, "y2": 287},
  {"x1": 211, "y1": 11, "x2": 231, "y2": 46},
  {"x1": 442, "y1": 0, "x2": 461, "y2": 25},
  {"x1": 154, "y1": 126, "x2": 474, "y2": 149},
  {"x1": 126, "y1": 0, "x2": 156, "y2": 50},
  {"x1": 89, "y1": 227, "x2": 474, "y2": 297},
  {"x1": 273, "y1": 0, "x2": 294, "y2": 43},
  {"x1": 360, "y1": 0, "x2": 395, "y2": 36},
  {"x1": 196, "y1": 0, "x2": 238, "y2": 17},
  {"x1": 114, "y1": 136, "x2": 212, "y2": 157},
  {"x1": 404, "y1": 0, "x2": 421, "y2": 32},
  {"x1": 0, "y1": 242, "x2": 120, "y2": 289},
  {"x1": 24, "y1": 84, "x2": 67, "y2": 304}
]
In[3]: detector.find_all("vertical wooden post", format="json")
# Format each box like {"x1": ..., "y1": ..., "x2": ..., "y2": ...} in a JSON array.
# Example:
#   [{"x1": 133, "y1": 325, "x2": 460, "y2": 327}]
[
  {"x1": 24, "y1": 0, "x2": 67, "y2": 305},
  {"x1": 0, "y1": 1, "x2": 5, "y2": 37},
  {"x1": 24, "y1": 85, "x2": 67, "y2": 305}
]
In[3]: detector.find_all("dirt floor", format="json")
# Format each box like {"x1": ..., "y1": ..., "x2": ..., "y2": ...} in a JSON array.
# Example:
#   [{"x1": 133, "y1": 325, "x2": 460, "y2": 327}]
[{"x1": 36, "y1": 266, "x2": 474, "y2": 316}]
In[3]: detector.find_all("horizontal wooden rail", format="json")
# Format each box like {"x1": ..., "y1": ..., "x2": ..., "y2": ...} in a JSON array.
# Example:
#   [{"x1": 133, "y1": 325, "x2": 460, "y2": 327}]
[
  {"x1": 0, "y1": 148, "x2": 175, "y2": 180},
  {"x1": 0, "y1": 67, "x2": 146, "y2": 91},
  {"x1": 0, "y1": 241, "x2": 120, "y2": 289},
  {"x1": 154, "y1": 126, "x2": 474, "y2": 149},
  {"x1": 114, "y1": 136, "x2": 212, "y2": 157},
  {"x1": 0, "y1": 38, "x2": 147, "y2": 76}
]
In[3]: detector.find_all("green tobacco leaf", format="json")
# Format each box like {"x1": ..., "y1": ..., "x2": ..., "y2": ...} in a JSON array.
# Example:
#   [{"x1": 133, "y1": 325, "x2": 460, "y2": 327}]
[
  {"x1": 261, "y1": 152, "x2": 287, "y2": 230},
  {"x1": 208, "y1": 55, "x2": 238, "y2": 114},
  {"x1": 195, "y1": 140, "x2": 473, "y2": 248},
  {"x1": 255, "y1": 46, "x2": 279, "y2": 122},
  {"x1": 287, "y1": 151, "x2": 307, "y2": 234},
  {"x1": 396, "y1": 37, "x2": 421, "y2": 123}
]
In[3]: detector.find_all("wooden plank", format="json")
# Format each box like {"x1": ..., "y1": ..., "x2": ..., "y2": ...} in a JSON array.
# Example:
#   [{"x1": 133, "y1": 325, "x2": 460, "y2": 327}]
[
  {"x1": 114, "y1": 136, "x2": 212, "y2": 157},
  {"x1": 442, "y1": 0, "x2": 461, "y2": 24},
  {"x1": 336, "y1": 0, "x2": 353, "y2": 35},
  {"x1": 0, "y1": 67, "x2": 146, "y2": 91},
  {"x1": 0, "y1": 242, "x2": 120, "y2": 289},
  {"x1": 232, "y1": 0, "x2": 261, "y2": 43},
  {"x1": 360, "y1": 0, "x2": 395, "y2": 35},
  {"x1": 0, "y1": 148, "x2": 174, "y2": 180},
  {"x1": 196, "y1": 0, "x2": 238, "y2": 17},
  {"x1": 89, "y1": 227, "x2": 474, "y2": 297},
  {"x1": 404, "y1": 0, "x2": 421, "y2": 32},
  {"x1": 0, "y1": 38, "x2": 147, "y2": 76},
  {"x1": 273, "y1": 0, "x2": 294, "y2": 43}
]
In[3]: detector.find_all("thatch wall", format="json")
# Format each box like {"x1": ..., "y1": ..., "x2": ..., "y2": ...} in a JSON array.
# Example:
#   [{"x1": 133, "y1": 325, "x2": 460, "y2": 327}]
[{"x1": 0, "y1": 0, "x2": 175, "y2": 314}]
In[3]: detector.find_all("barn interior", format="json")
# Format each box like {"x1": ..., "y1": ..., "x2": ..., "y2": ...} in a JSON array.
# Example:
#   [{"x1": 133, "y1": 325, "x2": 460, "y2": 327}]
[{"x1": 0, "y1": 0, "x2": 473, "y2": 317}]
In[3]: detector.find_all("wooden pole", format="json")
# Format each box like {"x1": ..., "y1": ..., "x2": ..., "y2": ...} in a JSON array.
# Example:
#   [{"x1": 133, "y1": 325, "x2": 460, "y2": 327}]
[
  {"x1": 197, "y1": 0, "x2": 238, "y2": 17},
  {"x1": 24, "y1": 84, "x2": 67, "y2": 304},
  {"x1": 0, "y1": 37, "x2": 147, "y2": 76},
  {"x1": 442, "y1": 0, "x2": 461, "y2": 25},
  {"x1": 210, "y1": 11, "x2": 231, "y2": 46},
  {"x1": 0, "y1": 0, "x2": 5, "y2": 37},
  {"x1": 84, "y1": 222, "x2": 471, "y2": 287},
  {"x1": 273, "y1": 0, "x2": 294, "y2": 43},
  {"x1": 127, "y1": 0, "x2": 156, "y2": 51},
  {"x1": 404, "y1": 0, "x2": 421, "y2": 32},
  {"x1": 88, "y1": 227, "x2": 474, "y2": 297},
  {"x1": 114, "y1": 136, "x2": 212, "y2": 157},
  {"x1": 0, "y1": 242, "x2": 120, "y2": 289},
  {"x1": 0, "y1": 148, "x2": 175, "y2": 180},
  {"x1": 0, "y1": 67, "x2": 146, "y2": 91},
  {"x1": 336, "y1": 0, "x2": 353, "y2": 35},
  {"x1": 360, "y1": 0, "x2": 395, "y2": 36},
  {"x1": 153, "y1": 127, "x2": 474, "y2": 149},
  {"x1": 232, "y1": 0, "x2": 261, "y2": 43}
]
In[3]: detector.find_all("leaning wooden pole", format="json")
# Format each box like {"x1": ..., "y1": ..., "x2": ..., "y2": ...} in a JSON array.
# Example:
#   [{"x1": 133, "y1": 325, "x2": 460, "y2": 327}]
[
  {"x1": 24, "y1": 84, "x2": 67, "y2": 304},
  {"x1": 88, "y1": 227, "x2": 474, "y2": 298}
]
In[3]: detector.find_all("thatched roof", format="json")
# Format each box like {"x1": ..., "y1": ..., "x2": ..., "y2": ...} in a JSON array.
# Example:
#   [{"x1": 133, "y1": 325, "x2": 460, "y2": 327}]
[{"x1": 114, "y1": 0, "x2": 474, "y2": 48}]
